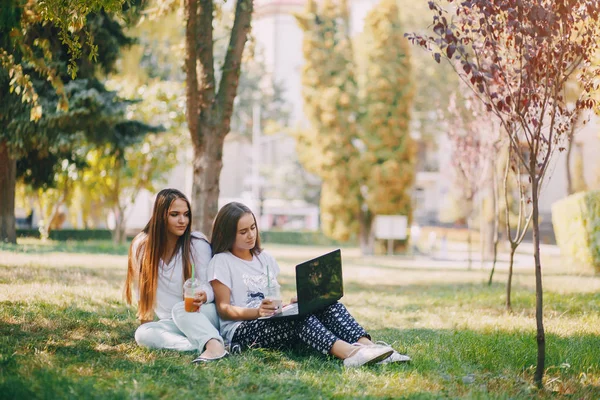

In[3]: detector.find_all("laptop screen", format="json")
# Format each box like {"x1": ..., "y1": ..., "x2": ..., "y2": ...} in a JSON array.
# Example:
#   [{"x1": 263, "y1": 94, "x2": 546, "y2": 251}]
[{"x1": 296, "y1": 249, "x2": 344, "y2": 314}]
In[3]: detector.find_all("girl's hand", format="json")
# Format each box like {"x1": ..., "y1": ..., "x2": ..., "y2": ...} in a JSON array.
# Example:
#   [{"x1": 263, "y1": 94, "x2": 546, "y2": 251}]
[
  {"x1": 257, "y1": 299, "x2": 278, "y2": 318},
  {"x1": 284, "y1": 296, "x2": 298, "y2": 307},
  {"x1": 193, "y1": 290, "x2": 207, "y2": 310}
]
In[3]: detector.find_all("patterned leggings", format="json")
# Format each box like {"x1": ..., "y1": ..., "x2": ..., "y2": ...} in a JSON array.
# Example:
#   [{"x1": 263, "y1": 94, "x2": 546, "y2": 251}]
[{"x1": 230, "y1": 302, "x2": 369, "y2": 354}]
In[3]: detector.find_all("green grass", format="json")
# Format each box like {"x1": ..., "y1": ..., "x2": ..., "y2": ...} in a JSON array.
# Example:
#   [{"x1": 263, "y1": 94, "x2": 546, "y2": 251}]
[{"x1": 1, "y1": 240, "x2": 599, "y2": 399}]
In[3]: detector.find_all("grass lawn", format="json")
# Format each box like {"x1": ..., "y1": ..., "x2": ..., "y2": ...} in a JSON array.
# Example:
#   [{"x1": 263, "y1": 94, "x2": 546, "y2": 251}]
[{"x1": 1, "y1": 240, "x2": 599, "y2": 399}]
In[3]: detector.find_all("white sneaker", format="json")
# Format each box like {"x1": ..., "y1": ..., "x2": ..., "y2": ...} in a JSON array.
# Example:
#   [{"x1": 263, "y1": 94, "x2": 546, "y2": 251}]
[
  {"x1": 343, "y1": 345, "x2": 393, "y2": 368},
  {"x1": 191, "y1": 350, "x2": 229, "y2": 364},
  {"x1": 377, "y1": 350, "x2": 411, "y2": 364},
  {"x1": 373, "y1": 341, "x2": 411, "y2": 364}
]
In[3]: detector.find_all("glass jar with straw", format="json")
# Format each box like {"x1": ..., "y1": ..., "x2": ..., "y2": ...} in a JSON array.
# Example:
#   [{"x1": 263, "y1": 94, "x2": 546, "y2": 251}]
[{"x1": 264, "y1": 263, "x2": 282, "y2": 312}]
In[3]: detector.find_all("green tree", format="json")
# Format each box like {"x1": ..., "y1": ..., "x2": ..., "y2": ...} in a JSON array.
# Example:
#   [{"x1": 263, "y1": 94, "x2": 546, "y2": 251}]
[
  {"x1": 1, "y1": 2, "x2": 152, "y2": 243},
  {"x1": 17, "y1": 133, "x2": 87, "y2": 239},
  {"x1": 136, "y1": 1, "x2": 281, "y2": 233},
  {"x1": 78, "y1": 131, "x2": 178, "y2": 243},
  {"x1": 181, "y1": 0, "x2": 253, "y2": 234},
  {"x1": 360, "y1": 0, "x2": 416, "y2": 252},
  {"x1": 295, "y1": 0, "x2": 415, "y2": 254},
  {"x1": 296, "y1": 0, "x2": 362, "y2": 243},
  {"x1": 64, "y1": 16, "x2": 187, "y2": 241}
]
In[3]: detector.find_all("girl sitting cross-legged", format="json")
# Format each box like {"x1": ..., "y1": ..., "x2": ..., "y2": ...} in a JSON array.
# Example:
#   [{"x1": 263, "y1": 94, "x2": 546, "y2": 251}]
[
  {"x1": 208, "y1": 201, "x2": 411, "y2": 368},
  {"x1": 124, "y1": 188, "x2": 227, "y2": 363}
]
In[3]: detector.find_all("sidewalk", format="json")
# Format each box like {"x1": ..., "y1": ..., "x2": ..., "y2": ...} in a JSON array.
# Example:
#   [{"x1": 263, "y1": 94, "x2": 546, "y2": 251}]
[
  {"x1": 268, "y1": 241, "x2": 563, "y2": 272},
  {"x1": 354, "y1": 241, "x2": 560, "y2": 272}
]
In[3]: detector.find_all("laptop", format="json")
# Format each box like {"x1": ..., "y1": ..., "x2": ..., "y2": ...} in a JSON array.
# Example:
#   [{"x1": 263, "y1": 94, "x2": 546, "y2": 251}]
[{"x1": 259, "y1": 249, "x2": 344, "y2": 320}]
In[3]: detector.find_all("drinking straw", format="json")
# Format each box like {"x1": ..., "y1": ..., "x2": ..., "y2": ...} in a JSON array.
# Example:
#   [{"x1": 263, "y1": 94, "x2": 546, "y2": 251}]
[
  {"x1": 191, "y1": 263, "x2": 195, "y2": 280},
  {"x1": 267, "y1": 263, "x2": 271, "y2": 288}
]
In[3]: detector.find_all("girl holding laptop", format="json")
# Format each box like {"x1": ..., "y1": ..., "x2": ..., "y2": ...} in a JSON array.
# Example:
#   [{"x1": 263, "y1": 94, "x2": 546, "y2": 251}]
[{"x1": 208, "y1": 201, "x2": 410, "y2": 368}]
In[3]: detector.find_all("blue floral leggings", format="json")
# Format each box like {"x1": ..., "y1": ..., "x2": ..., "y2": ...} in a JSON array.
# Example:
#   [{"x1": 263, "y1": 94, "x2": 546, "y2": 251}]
[{"x1": 230, "y1": 302, "x2": 370, "y2": 354}]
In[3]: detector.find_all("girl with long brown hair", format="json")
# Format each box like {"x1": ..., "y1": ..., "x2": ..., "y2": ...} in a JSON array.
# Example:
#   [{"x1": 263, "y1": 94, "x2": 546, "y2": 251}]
[
  {"x1": 208, "y1": 202, "x2": 411, "y2": 368},
  {"x1": 124, "y1": 188, "x2": 227, "y2": 363}
]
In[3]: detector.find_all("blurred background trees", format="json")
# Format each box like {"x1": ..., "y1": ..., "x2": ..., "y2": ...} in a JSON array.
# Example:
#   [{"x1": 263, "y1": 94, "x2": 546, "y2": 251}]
[
  {"x1": 1, "y1": 0, "x2": 157, "y2": 243},
  {"x1": 295, "y1": 0, "x2": 415, "y2": 255}
]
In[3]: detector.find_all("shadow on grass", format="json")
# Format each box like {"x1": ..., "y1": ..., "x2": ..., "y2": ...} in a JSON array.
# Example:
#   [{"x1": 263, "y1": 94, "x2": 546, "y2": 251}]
[
  {"x1": 1, "y1": 300, "x2": 599, "y2": 399},
  {"x1": 1, "y1": 256, "x2": 599, "y2": 398},
  {"x1": 3, "y1": 262, "x2": 599, "y2": 320}
]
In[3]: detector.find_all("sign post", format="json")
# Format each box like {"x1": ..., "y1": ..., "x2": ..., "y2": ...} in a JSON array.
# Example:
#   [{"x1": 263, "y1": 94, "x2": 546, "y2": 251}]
[{"x1": 373, "y1": 215, "x2": 408, "y2": 255}]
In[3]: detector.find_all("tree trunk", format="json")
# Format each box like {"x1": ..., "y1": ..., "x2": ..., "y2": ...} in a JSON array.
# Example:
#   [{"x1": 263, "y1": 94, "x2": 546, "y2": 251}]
[
  {"x1": 479, "y1": 208, "x2": 485, "y2": 269},
  {"x1": 565, "y1": 138, "x2": 573, "y2": 195},
  {"x1": 505, "y1": 243, "x2": 516, "y2": 310},
  {"x1": 531, "y1": 178, "x2": 545, "y2": 387},
  {"x1": 38, "y1": 196, "x2": 63, "y2": 241},
  {"x1": 184, "y1": 0, "x2": 253, "y2": 235},
  {"x1": 192, "y1": 129, "x2": 226, "y2": 236},
  {"x1": 488, "y1": 164, "x2": 500, "y2": 286},
  {"x1": 113, "y1": 206, "x2": 127, "y2": 245},
  {"x1": 359, "y1": 209, "x2": 374, "y2": 255},
  {"x1": 565, "y1": 109, "x2": 580, "y2": 196},
  {"x1": 467, "y1": 217, "x2": 472, "y2": 270},
  {"x1": 0, "y1": 140, "x2": 17, "y2": 244}
]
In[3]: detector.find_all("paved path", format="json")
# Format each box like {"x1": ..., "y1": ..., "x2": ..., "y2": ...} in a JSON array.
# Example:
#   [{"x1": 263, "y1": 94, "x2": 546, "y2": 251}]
[{"x1": 269, "y1": 241, "x2": 561, "y2": 272}]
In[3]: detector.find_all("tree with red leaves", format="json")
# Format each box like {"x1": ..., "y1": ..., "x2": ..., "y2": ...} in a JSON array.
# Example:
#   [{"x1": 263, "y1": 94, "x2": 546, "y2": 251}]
[{"x1": 407, "y1": 0, "x2": 600, "y2": 387}]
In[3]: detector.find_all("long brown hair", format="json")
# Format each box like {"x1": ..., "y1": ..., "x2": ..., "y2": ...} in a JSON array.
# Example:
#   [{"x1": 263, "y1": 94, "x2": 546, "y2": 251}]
[
  {"x1": 211, "y1": 202, "x2": 262, "y2": 256},
  {"x1": 124, "y1": 188, "x2": 194, "y2": 321}
]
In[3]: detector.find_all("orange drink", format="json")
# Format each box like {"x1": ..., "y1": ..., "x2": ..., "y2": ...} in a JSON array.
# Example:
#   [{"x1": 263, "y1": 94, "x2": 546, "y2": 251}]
[
  {"x1": 183, "y1": 278, "x2": 201, "y2": 312},
  {"x1": 184, "y1": 295, "x2": 199, "y2": 312}
]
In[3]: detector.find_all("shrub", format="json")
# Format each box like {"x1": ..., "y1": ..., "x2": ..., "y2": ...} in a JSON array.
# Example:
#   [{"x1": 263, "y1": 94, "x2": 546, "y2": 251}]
[
  {"x1": 17, "y1": 229, "x2": 113, "y2": 241},
  {"x1": 552, "y1": 190, "x2": 600, "y2": 273},
  {"x1": 261, "y1": 230, "x2": 357, "y2": 247},
  {"x1": 15, "y1": 228, "x2": 409, "y2": 250},
  {"x1": 16, "y1": 228, "x2": 352, "y2": 247}
]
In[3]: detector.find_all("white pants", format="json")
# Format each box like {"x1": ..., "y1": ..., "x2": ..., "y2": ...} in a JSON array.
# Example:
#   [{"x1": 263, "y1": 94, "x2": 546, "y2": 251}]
[{"x1": 135, "y1": 302, "x2": 223, "y2": 352}]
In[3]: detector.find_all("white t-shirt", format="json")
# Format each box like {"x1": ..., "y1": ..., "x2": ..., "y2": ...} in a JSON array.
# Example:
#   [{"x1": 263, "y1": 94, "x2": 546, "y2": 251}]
[
  {"x1": 208, "y1": 250, "x2": 280, "y2": 343},
  {"x1": 132, "y1": 231, "x2": 213, "y2": 320}
]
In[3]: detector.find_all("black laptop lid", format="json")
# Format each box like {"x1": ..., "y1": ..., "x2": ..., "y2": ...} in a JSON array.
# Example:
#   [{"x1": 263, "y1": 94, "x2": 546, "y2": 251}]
[{"x1": 296, "y1": 249, "x2": 344, "y2": 314}]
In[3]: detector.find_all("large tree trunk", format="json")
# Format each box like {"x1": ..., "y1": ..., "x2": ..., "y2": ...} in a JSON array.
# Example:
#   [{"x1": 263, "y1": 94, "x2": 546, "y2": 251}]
[
  {"x1": 193, "y1": 129, "x2": 226, "y2": 236},
  {"x1": 531, "y1": 178, "x2": 545, "y2": 387},
  {"x1": 0, "y1": 140, "x2": 17, "y2": 244},
  {"x1": 358, "y1": 210, "x2": 374, "y2": 255},
  {"x1": 185, "y1": 0, "x2": 252, "y2": 235}
]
